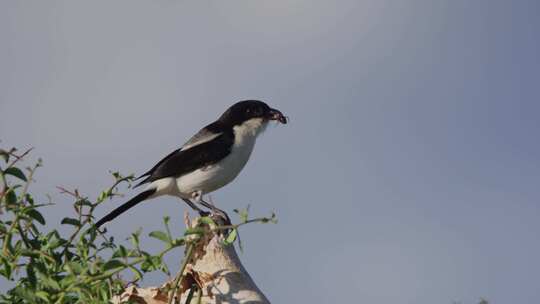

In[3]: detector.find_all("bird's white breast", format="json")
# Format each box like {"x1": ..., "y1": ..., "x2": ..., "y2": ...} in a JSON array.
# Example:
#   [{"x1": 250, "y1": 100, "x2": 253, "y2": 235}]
[{"x1": 174, "y1": 118, "x2": 267, "y2": 197}]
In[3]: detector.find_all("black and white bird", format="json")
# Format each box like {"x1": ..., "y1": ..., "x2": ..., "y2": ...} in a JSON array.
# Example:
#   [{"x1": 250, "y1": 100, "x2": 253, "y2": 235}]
[{"x1": 95, "y1": 100, "x2": 287, "y2": 228}]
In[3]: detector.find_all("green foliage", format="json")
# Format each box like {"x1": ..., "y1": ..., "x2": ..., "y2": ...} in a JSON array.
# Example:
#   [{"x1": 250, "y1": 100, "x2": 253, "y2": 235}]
[
  {"x1": 0, "y1": 145, "x2": 277, "y2": 303},
  {"x1": 0, "y1": 147, "x2": 187, "y2": 303}
]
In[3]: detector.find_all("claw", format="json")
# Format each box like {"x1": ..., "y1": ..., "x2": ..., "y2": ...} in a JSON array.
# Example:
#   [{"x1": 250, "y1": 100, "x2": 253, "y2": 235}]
[{"x1": 199, "y1": 210, "x2": 211, "y2": 217}]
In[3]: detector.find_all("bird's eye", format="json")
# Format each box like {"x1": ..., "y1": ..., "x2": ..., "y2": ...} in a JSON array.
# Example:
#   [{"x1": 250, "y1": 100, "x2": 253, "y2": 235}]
[{"x1": 245, "y1": 108, "x2": 251, "y2": 114}]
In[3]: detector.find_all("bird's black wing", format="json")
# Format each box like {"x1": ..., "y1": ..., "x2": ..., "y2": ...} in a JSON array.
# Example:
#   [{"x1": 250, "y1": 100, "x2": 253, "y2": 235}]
[
  {"x1": 180, "y1": 122, "x2": 223, "y2": 151},
  {"x1": 134, "y1": 122, "x2": 224, "y2": 183},
  {"x1": 134, "y1": 129, "x2": 234, "y2": 188}
]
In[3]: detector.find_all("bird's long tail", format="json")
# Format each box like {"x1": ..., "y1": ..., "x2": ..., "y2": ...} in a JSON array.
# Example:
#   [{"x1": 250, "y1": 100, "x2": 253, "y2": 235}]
[{"x1": 95, "y1": 189, "x2": 156, "y2": 228}]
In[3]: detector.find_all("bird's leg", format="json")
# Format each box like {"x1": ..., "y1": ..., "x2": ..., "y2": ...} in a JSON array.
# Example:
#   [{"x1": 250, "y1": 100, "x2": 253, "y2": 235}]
[
  {"x1": 192, "y1": 191, "x2": 218, "y2": 213},
  {"x1": 190, "y1": 190, "x2": 214, "y2": 217},
  {"x1": 181, "y1": 197, "x2": 210, "y2": 217},
  {"x1": 199, "y1": 198, "x2": 231, "y2": 225},
  {"x1": 191, "y1": 191, "x2": 230, "y2": 224}
]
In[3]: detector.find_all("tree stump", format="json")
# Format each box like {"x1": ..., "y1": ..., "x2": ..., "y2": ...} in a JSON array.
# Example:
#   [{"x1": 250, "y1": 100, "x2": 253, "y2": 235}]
[{"x1": 113, "y1": 214, "x2": 270, "y2": 304}]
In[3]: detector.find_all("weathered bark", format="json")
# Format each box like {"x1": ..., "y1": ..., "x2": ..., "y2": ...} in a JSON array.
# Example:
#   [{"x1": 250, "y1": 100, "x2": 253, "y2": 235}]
[{"x1": 113, "y1": 215, "x2": 270, "y2": 304}]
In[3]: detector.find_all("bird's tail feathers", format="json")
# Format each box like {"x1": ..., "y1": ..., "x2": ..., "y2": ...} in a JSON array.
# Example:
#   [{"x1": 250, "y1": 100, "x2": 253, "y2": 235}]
[
  {"x1": 95, "y1": 188, "x2": 156, "y2": 228},
  {"x1": 132, "y1": 177, "x2": 150, "y2": 189}
]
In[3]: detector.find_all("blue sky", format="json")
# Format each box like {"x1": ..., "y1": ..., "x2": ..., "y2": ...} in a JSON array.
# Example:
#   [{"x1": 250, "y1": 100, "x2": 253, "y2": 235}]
[{"x1": 1, "y1": 1, "x2": 539, "y2": 303}]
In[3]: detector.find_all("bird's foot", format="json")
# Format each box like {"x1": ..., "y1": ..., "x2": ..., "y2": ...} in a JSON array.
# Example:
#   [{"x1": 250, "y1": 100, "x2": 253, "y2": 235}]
[
  {"x1": 209, "y1": 208, "x2": 231, "y2": 226},
  {"x1": 198, "y1": 210, "x2": 211, "y2": 217}
]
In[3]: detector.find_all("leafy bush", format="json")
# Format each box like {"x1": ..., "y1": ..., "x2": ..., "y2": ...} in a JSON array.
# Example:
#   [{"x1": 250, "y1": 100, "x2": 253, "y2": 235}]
[{"x1": 0, "y1": 147, "x2": 184, "y2": 303}]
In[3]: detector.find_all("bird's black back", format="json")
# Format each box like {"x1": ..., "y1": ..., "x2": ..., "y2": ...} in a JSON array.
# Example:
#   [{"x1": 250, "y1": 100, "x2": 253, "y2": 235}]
[{"x1": 134, "y1": 129, "x2": 234, "y2": 187}]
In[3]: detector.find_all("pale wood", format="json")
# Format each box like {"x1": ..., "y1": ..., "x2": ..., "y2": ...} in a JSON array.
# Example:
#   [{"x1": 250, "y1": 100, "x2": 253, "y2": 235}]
[{"x1": 113, "y1": 216, "x2": 270, "y2": 304}]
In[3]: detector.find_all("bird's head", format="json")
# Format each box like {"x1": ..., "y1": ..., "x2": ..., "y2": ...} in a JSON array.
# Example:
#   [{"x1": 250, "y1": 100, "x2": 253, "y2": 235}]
[{"x1": 219, "y1": 100, "x2": 288, "y2": 128}]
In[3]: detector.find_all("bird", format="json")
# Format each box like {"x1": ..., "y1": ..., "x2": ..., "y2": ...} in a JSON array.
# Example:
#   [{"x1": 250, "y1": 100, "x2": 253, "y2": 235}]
[{"x1": 95, "y1": 100, "x2": 287, "y2": 228}]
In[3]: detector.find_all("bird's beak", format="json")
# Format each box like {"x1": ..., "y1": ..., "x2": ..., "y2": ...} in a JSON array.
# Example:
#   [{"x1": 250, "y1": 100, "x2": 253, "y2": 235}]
[{"x1": 268, "y1": 108, "x2": 288, "y2": 124}]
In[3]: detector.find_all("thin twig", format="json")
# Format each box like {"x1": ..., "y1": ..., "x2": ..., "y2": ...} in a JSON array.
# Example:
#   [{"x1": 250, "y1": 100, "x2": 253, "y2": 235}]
[
  {"x1": 7, "y1": 147, "x2": 34, "y2": 168},
  {"x1": 212, "y1": 216, "x2": 276, "y2": 231},
  {"x1": 2, "y1": 160, "x2": 39, "y2": 256},
  {"x1": 168, "y1": 244, "x2": 195, "y2": 304}
]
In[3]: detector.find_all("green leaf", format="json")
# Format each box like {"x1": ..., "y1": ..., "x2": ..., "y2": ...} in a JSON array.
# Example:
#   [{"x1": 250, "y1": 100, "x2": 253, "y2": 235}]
[
  {"x1": 0, "y1": 257, "x2": 13, "y2": 279},
  {"x1": 74, "y1": 199, "x2": 93, "y2": 207},
  {"x1": 4, "y1": 167, "x2": 27, "y2": 181},
  {"x1": 61, "y1": 217, "x2": 81, "y2": 226},
  {"x1": 127, "y1": 249, "x2": 141, "y2": 258},
  {"x1": 223, "y1": 228, "x2": 238, "y2": 246},
  {"x1": 4, "y1": 189, "x2": 17, "y2": 205},
  {"x1": 128, "y1": 265, "x2": 143, "y2": 281},
  {"x1": 184, "y1": 227, "x2": 205, "y2": 236},
  {"x1": 102, "y1": 259, "x2": 125, "y2": 271},
  {"x1": 160, "y1": 260, "x2": 170, "y2": 275},
  {"x1": 112, "y1": 245, "x2": 128, "y2": 258},
  {"x1": 20, "y1": 249, "x2": 41, "y2": 258},
  {"x1": 130, "y1": 229, "x2": 142, "y2": 247},
  {"x1": 24, "y1": 193, "x2": 37, "y2": 206},
  {"x1": 33, "y1": 260, "x2": 47, "y2": 275},
  {"x1": 65, "y1": 261, "x2": 84, "y2": 275},
  {"x1": 149, "y1": 231, "x2": 170, "y2": 244},
  {"x1": 42, "y1": 276, "x2": 61, "y2": 290},
  {"x1": 234, "y1": 205, "x2": 250, "y2": 223},
  {"x1": 35, "y1": 291, "x2": 49, "y2": 301},
  {"x1": 199, "y1": 216, "x2": 216, "y2": 226},
  {"x1": 46, "y1": 231, "x2": 66, "y2": 249},
  {"x1": 141, "y1": 255, "x2": 162, "y2": 272},
  {"x1": 97, "y1": 190, "x2": 111, "y2": 203},
  {"x1": 26, "y1": 264, "x2": 37, "y2": 288},
  {"x1": 12, "y1": 285, "x2": 36, "y2": 302},
  {"x1": 111, "y1": 171, "x2": 122, "y2": 180},
  {"x1": 171, "y1": 238, "x2": 186, "y2": 247},
  {"x1": 26, "y1": 209, "x2": 46, "y2": 225}
]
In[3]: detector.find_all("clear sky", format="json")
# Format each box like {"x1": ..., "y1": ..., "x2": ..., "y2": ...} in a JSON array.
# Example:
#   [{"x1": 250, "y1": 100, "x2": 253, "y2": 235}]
[{"x1": 1, "y1": 1, "x2": 539, "y2": 303}]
